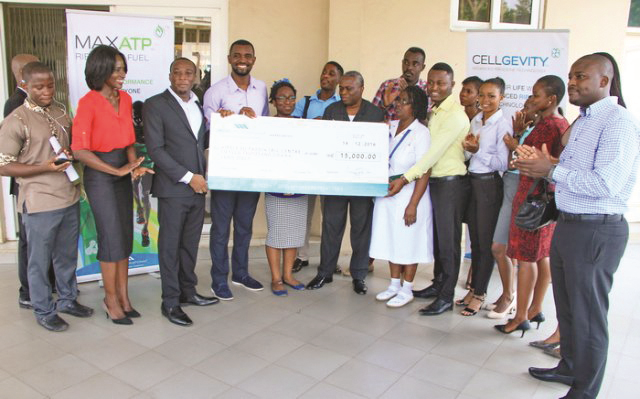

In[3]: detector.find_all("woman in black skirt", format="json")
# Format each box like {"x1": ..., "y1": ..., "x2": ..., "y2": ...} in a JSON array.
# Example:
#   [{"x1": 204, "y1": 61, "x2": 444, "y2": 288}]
[{"x1": 72, "y1": 45, "x2": 152, "y2": 324}]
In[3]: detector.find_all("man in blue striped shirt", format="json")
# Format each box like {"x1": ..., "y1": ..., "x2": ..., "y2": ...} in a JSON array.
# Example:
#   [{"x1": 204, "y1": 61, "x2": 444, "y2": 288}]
[{"x1": 516, "y1": 53, "x2": 640, "y2": 399}]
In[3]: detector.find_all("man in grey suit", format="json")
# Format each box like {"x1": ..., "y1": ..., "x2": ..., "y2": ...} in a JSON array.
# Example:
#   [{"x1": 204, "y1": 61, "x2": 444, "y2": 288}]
[{"x1": 144, "y1": 58, "x2": 218, "y2": 327}]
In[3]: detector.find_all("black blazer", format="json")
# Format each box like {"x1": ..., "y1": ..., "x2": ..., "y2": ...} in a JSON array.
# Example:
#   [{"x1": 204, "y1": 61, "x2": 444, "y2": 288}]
[
  {"x1": 143, "y1": 89, "x2": 208, "y2": 198},
  {"x1": 4, "y1": 89, "x2": 28, "y2": 196},
  {"x1": 4, "y1": 88, "x2": 26, "y2": 118},
  {"x1": 322, "y1": 99, "x2": 385, "y2": 123}
]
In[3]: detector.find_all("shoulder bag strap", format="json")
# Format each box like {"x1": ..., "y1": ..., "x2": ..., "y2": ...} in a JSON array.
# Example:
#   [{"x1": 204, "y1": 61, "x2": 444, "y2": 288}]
[{"x1": 302, "y1": 96, "x2": 311, "y2": 119}]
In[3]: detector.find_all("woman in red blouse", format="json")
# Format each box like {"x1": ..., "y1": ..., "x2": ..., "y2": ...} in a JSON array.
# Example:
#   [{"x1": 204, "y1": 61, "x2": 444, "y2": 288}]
[
  {"x1": 495, "y1": 75, "x2": 569, "y2": 336},
  {"x1": 72, "y1": 45, "x2": 152, "y2": 325}
]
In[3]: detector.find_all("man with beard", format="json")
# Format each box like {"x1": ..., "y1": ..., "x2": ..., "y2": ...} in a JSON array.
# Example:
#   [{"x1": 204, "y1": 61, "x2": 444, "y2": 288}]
[
  {"x1": 290, "y1": 61, "x2": 343, "y2": 273},
  {"x1": 203, "y1": 39, "x2": 268, "y2": 300},
  {"x1": 306, "y1": 71, "x2": 385, "y2": 295},
  {"x1": 373, "y1": 47, "x2": 428, "y2": 122}
]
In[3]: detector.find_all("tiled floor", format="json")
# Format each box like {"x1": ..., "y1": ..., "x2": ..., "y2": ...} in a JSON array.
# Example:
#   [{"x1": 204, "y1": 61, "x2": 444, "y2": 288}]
[{"x1": 0, "y1": 234, "x2": 638, "y2": 399}]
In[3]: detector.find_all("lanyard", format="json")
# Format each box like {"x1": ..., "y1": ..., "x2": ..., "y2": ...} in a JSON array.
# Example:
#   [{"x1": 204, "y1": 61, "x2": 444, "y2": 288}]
[{"x1": 389, "y1": 128, "x2": 412, "y2": 168}]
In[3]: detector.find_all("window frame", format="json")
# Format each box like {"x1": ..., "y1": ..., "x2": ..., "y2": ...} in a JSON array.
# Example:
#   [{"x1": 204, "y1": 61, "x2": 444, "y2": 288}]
[{"x1": 450, "y1": 0, "x2": 543, "y2": 32}]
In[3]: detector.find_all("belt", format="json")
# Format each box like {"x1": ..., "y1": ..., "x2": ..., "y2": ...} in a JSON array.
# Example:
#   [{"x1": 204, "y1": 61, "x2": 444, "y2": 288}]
[
  {"x1": 469, "y1": 171, "x2": 500, "y2": 180},
  {"x1": 430, "y1": 174, "x2": 467, "y2": 183},
  {"x1": 558, "y1": 212, "x2": 624, "y2": 223}
]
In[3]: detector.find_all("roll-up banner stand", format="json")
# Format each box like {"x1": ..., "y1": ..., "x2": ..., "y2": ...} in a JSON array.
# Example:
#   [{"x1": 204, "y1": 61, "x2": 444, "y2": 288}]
[
  {"x1": 466, "y1": 30, "x2": 569, "y2": 119},
  {"x1": 66, "y1": 10, "x2": 174, "y2": 282}
]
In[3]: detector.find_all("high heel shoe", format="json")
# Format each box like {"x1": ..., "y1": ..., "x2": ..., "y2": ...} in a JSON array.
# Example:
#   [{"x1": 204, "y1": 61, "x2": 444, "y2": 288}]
[
  {"x1": 494, "y1": 320, "x2": 531, "y2": 338},
  {"x1": 529, "y1": 312, "x2": 545, "y2": 329},
  {"x1": 529, "y1": 340, "x2": 560, "y2": 351},
  {"x1": 487, "y1": 296, "x2": 516, "y2": 319},
  {"x1": 102, "y1": 301, "x2": 133, "y2": 325},
  {"x1": 461, "y1": 294, "x2": 485, "y2": 316},
  {"x1": 455, "y1": 290, "x2": 474, "y2": 307},
  {"x1": 124, "y1": 309, "x2": 141, "y2": 318}
]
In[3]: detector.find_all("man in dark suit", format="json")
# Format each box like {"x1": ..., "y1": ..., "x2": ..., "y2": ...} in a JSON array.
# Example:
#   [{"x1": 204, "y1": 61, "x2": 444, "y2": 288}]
[
  {"x1": 144, "y1": 58, "x2": 218, "y2": 327},
  {"x1": 4, "y1": 54, "x2": 38, "y2": 117},
  {"x1": 3, "y1": 53, "x2": 54, "y2": 310},
  {"x1": 306, "y1": 71, "x2": 385, "y2": 295}
]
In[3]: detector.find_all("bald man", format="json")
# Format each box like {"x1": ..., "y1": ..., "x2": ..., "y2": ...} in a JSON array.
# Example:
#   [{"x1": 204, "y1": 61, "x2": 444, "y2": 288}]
[
  {"x1": 515, "y1": 54, "x2": 640, "y2": 399},
  {"x1": 4, "y1": 54, "x2": 39, "y2": 117}
]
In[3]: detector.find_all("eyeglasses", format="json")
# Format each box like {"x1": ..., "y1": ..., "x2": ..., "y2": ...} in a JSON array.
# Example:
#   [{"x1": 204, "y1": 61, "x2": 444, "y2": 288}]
[
  {"x1": 394, "y1": 97, "x2": 411, "y2": 106},
  {"x1": 275, "y1": 96, "x2": 296, "y2": 102}
]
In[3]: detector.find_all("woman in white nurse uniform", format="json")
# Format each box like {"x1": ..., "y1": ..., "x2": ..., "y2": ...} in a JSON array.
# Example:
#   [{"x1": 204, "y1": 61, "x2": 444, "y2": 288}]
[{"x1": 370, "y1": 86, "x2": 434, "y2": 307}]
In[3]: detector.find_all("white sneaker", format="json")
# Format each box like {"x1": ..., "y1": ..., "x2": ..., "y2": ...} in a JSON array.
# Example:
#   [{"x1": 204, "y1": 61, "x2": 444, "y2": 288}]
[
  {"x1": 376, "y1": 286, "x2": 399, "y2": 301},
  {"x1": 386, "y1": 291, "x2": 414, "y2": 308}
]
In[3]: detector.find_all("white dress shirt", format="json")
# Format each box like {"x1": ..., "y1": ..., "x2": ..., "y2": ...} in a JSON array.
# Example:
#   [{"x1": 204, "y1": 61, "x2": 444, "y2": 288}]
[{"x1": 168, "y1": 88, "x2": 203, "y2": 184}]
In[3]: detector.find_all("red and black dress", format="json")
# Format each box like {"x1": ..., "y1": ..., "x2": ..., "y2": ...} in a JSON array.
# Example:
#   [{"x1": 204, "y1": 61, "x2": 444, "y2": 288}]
[{"x1": 507, "y1": 115, "x2": 569, "y2": 262}]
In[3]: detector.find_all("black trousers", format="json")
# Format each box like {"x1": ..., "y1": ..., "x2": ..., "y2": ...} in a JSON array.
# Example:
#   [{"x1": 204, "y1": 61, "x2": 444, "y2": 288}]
[
  {"x1": 551, "y1": 216, "x2": 628, "y2": 399},
  {"x1": 467, "y1": 175, "x2": 502, "y2": 296},
  {"x1": 158, "y1": 195, "x2": 205, "y2": 307},
  {"x1": 317, "y1": 196, "x2": 373, "y2": 280},
  {"x1": 430, "y1": 177, "x2": 470, "y2": 301}
]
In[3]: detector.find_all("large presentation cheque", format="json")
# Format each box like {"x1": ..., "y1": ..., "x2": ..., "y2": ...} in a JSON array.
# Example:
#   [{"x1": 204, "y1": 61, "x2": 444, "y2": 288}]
[{"x1": 207, "y1": 114, "x2": 389, "y2": 196}]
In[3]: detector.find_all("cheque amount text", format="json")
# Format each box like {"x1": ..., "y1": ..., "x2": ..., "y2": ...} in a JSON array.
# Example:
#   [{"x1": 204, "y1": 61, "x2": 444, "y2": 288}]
[{"x1": 338, "y1": 152, "x2": 377, "y2": 161}]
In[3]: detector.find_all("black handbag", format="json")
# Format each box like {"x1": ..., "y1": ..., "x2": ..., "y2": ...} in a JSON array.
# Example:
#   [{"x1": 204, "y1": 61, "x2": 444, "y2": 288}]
[{"x1": 514, "y1": 178, "x2": 558, "y2": 231}]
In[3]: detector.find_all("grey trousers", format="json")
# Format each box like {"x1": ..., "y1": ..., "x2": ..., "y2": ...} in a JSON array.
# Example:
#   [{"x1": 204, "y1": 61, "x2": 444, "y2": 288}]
[
  {"x1": 22, "y1": 203, "x2": 79, "y2": 320},
  {"x1": 551, "y1": 216, "x2": 628, "y2": 399}
]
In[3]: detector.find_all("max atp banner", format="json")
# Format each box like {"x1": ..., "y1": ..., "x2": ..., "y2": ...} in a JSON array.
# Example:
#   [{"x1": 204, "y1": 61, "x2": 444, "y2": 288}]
[
  {"x1": 466, "y1": 30, "x2": 569, "y2": 119},
  {"x1": 66, "y1": 10, "x2": 174, "y2": 282}
]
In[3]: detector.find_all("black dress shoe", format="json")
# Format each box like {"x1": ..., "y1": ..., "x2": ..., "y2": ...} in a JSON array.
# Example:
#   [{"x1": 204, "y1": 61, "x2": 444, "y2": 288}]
[
  {"x1": 161, "y1": 305, "x2": 193, "y2": 326},
  {"x1": 292, "y1": 258, "x2": 309, "y2": 273},
  {"x1": 352, "y1": 279, "x2": 367, "y2": 295},
  {"x1": 18, "y1": 296, "x2": 32, "y2": 309},
  {"x1": 37, "y1": 314, "x2": 69, "y2": 332},
  {"x1": 412, "y1": 284, "x2": 439, "y2": 299},
  {"x1": 58, "y1": 300, "x2": 94, "y2": 318},
  {"x1": 528, "y1": 366, "x2": 573, "y2": 386},
  {"x1": 306, "y1": 274, "x2": 333, "y2": 290},
  {"x1": 419, "y1": 298, "x2": 452, "y2": 316},
  {"x1": 180, "y1": 293, "x2": 220, "y2": 306}
]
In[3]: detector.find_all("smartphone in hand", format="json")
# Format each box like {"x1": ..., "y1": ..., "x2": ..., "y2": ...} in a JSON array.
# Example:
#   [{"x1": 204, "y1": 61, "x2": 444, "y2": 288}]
[{"x1": 53, "y1": 158, "x2": 72, "y2": 166}]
